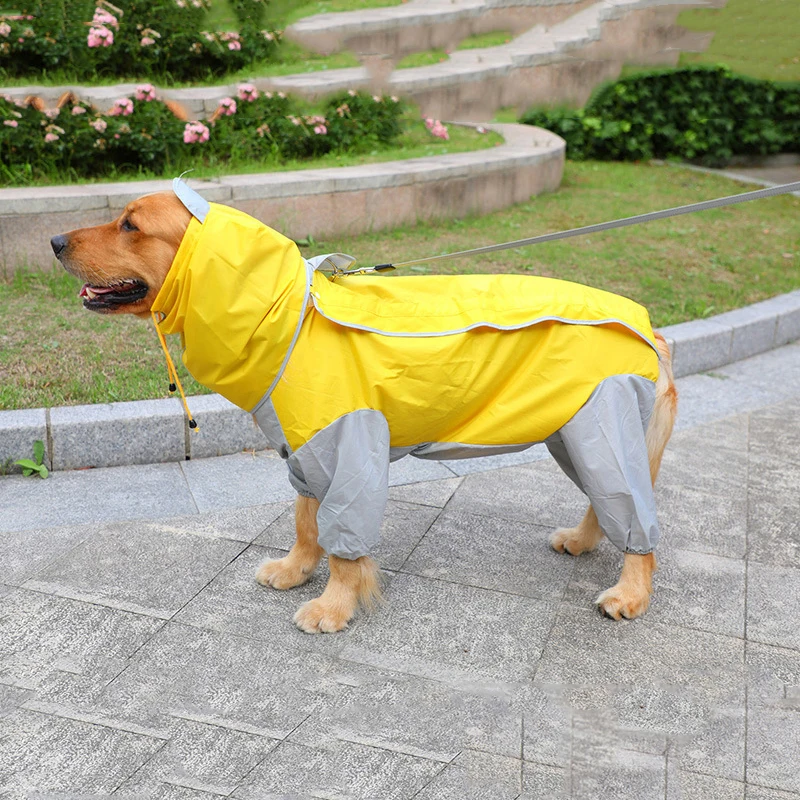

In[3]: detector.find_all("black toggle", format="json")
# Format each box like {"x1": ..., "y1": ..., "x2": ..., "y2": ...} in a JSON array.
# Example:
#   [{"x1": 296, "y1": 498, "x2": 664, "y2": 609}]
[
  {"x1": 188, "y1": 419, "x2": 198, "y2": 429},
  {"x1": 169, "y1": 383, "x2": 177, "y2": 392}
]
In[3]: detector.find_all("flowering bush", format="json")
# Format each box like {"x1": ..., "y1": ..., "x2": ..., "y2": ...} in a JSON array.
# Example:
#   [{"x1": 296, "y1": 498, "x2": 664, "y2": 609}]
[
  {"x1": 0, "y1": 88, "x2": 405, "y2": 185},
  {"x1": 0, "y1": 0, "x2": 281, "y2": 82},
  {"x1": 424, "y1": 117, "x2": 449, "y2": 141}
]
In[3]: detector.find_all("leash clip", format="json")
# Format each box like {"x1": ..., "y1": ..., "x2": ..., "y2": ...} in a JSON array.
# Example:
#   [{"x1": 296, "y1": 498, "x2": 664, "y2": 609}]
[{"x1": 331, "y1": 262, "x2": 395, "y2": 280}]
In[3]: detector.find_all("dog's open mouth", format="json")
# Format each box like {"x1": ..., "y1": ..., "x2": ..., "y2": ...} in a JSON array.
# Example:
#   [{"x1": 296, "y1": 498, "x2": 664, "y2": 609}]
[{"x1": 79, "y1": 279, "x2": 148, "y2": 310}]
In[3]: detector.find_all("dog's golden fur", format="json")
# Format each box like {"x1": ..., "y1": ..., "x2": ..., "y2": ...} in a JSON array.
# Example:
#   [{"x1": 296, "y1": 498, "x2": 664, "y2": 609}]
[{"x1": 54, "y1": 192, "x2": 677, "y2": 632}]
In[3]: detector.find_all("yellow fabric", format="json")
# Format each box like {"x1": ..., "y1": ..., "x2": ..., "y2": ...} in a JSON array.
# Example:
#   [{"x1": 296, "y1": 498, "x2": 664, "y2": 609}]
[
  {"x1": 151, "y1": 203, "x2": 307, "y2": 412},
  {"x1": 151, "y1": 203, "x2": 659, "y2": 450}
]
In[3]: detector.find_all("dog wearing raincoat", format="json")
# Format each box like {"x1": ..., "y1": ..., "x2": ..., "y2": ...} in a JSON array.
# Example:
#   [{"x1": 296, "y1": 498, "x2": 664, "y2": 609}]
[{"x1": 51, "y1": 180, "x2": 677, "y2": 633}]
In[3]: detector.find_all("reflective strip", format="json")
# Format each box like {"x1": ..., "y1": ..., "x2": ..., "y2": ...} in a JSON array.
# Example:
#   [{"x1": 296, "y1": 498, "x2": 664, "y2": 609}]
[
  {"x1": 172, "y1": 178, "x2": 210, "y2": 223},
  {"x1": 250, "y1": 261, "x2": 313, "y2": 414},
  {"x1": 309, "y1": 295, "x2": 658, "y2": 353}
]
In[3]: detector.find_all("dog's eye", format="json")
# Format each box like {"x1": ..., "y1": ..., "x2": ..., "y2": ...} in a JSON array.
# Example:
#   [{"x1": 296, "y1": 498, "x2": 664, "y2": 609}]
[{"x1": 121, "y1": 218, "x2": 138, "y2": 232}]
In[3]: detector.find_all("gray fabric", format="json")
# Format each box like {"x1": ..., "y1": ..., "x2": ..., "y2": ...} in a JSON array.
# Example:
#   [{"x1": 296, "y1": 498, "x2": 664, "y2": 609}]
[
  {"x1": 305, "y1": 253, "x2": 357, "y2": 273},
  {"x1": 172, "y1": 178, "x2": 210, "y2": 223},
  {"x1": 406, "y1": 441, "x2": 537, "y2": 461},
  {"x1": 546, "y1": 374, "x2": 658, "y2": 555},
  {"x1": 252, "y1": 398, "x2": 292, "y2": 459},
  {"x1": 286, "y1": 409, "x2": 390, "y2": 559}
]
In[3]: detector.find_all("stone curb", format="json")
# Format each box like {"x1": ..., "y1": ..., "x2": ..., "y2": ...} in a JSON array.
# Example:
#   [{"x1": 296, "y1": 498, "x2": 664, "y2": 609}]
[
  {"x1": 3, "y1": 290, "x2": 799, "y2": 474},
  {"x1": 0, "y1": 122, "x2": 565, "y2": 271}
]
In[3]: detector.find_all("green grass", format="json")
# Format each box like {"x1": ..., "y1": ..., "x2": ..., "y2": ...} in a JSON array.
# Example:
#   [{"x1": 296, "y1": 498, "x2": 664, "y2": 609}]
[
  {"x1": 4, "y1": 118, "x2": 502, "y2": 188},
  {"x1": 676, "y1": 0, "x2": 800, "y2": 81},
  {"x1": 456, "y1": 30, "x2": 513, "y2": 50},
  {"x1": 396, "y1": 50, "x2": 449, "y2": 69},
  {"x1": 395, "y1": 29, "x2": 514, "y2": 69},
  {"x1": 2, "y1": 160, "x2": 798, "y2": 410}
]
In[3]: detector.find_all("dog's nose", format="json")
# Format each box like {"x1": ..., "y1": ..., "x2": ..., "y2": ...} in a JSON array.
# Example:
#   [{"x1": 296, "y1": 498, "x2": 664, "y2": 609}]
[{"x1": 50, "y1": 234, "x2": 68, "y2": 258}]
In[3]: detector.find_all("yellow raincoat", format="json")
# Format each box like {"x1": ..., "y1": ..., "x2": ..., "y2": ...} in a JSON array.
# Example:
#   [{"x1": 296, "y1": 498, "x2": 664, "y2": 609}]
[{"x1": 154, "y1": 185, "x2": 663, "y2": 559}]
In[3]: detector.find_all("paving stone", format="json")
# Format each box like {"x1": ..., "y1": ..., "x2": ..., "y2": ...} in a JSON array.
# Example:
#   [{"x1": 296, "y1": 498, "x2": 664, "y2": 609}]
[
  {"x1": 670, "y1": 770, "x2": 744, "y2": 800},
  {"x1": 748, "y1": 451, "x2": 800, "y2": 510},
  {"x1": 0, "y1": 522, "x2": 93, "y2": 586},
  {"x1": 445, "y1": 458, "x2": 587, "y2": 531},
  {"x1": 562, "y1": 545, "x2": 746, "y2": 638},
  {"x1": 746, "y1": 786, "x2": 800, "y2": 800},
  {"x1": 0, "y1": 708, "x2": 163, "y2": 797},
  {"x1": 748, "y1": 397, "x2": 800, "y2": 466},
  {"x1": 387, "y1": 476, "x2": 463, "y2": 508},
  {"x1": 412, "y1": 749, "x2": 521, "y2": 799},
  {"x1": 402, "y1": 509, "x2": 575, "y2": 601},
  {"x1": 0, "y1": 588, "x2": 162, "y2": 703},
  {"x1": 536, "y1": 606, "x2": 746, "y2": 781},
  {"x1": 746, "y1": 500, "x2": 800, "y2": 570},
  {"x1": 655, "y1": 482, "x2": 747, "y2": 560},
  {"x1": 154, "y1": 501, "x2": 291, "y2": 544},
  {"x1": 235, "y1": 738, "x2": 442, "y2": 799},
  {"x1": 22, "y1": 520, "x2": 247, "y2": 619},
  {"x1": 0, "y1": 462, "x2": 198, "y2": 533},
  {"x1": 290, "y1": 660, "x2": 522, "y2": 762},
  {"x1": 179, "y1": 451, "x2": 296, "y2": 512},
  {"x1": 521, "y1": 762, "x2": 567, "y2": 799},
  {"x1": 111, "y1": 718, "x2": 278, "y2": 797},
  {"x1": 746, "y1": 642, "x2": 800, "y2": 707},
  {"x1": 89, "y1": 622, "x2": 335, "y2": 739},
  {"x1": 0, "y1": 683, "x2": 32, "y2": 718},
  {"x1": 173, "y1": 545, "x2": 346, "y2": 658},
  {"x1": 340, "y1": 572, "x2": 556, "y2": 683},
  {"x1": 115, "y1": 783, "x2": 226, "y2": 800},
  {"x1": 747, "y1": 562, "x2": 800, "y2": 651},
  {"x1": 747, "y1": 706, "x2": 800, "y2": 794}
]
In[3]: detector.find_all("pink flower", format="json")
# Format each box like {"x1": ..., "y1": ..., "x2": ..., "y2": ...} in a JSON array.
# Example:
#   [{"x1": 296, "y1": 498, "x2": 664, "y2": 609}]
[
  {"x1": 90, "y1": 118, "x2": 108, "y2": 133},
  {"x1": 202, "y1": 31, "x2": 215, "y2": 42},
  {"x1": 372, "y1": 95, "x2": 382, "y2": 103},
  {"x1": 141, "y1": 36, "x2": 155, "y2": 46},
  {"x1": 135, "y1": 84, "x2": 157, "y2": 102},
  {"x1": 44, "y1": 132, "x2": 59, "y2": 142},
  {"x1": 261, "y1": 30, "x2": 274, "y2": 41},
  {"x1": 335, "y1": 103, "x2": 349, "y2": 117},
  {"x1": 237, "y1": 83, "x2": 258, "y2": 102},
  {"x1": 256, "y1": 123, "x2": 270, "y2": 137},
  {"x1": 313, "y1": 124, "x2": 327, "y2": 135},
  {"x1": 3, "y1": 119, "x2": 18, "y2": 127},
  {"x1": 183, "y1": 121, "x2": 210, "y2": 144},
  {"x1": 424, "y1": 117, "x2": 449, "y2": 140},
  {"x1": 0, "y1": 22, "x2": 10, "y2": 37},
  {"x1": 108, "y1": 98, "x2": 134, "y2": 117},
  {"x1": 218, "y1": 97, "x2": 237, "y2": 115},
  {"x1": 175, "y1": 0, "x2": 186, "y2": 7},
  {"x1": 228, "y1": 40, "x2": 241, "y2": 51},
  {"x1": 92, "y1": 8, "x2": 118, "y2": 29},
  {"x1": 288, "y1": 115, "x2": 301, "y2": 126},
  {"x1": 87, "y1": 25, "x2": 113, "y2": 47},
  {"x1": 71, "y1": 105, "x2": 87, "y2": 115},
  {"x1": 44, "y1": 108, "x2": 60, "y2": 119},
  {"x1": 348, "y1": 90, "x2": 357, "y2": 97}
]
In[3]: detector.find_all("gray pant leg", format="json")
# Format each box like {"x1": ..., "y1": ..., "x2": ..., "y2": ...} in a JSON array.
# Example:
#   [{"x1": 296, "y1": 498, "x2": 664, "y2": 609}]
[{"x1": 545, "y1": 374, "x2": 659, "y2": 554}]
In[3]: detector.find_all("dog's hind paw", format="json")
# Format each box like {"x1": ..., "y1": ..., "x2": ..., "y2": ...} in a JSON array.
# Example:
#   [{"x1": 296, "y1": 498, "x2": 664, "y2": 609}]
[
  {"x1": 256, "y1": 557, "x2": 315, "y2": 590},
  {"x1": 293, "y1": 597, "x2": 353, "y2": 634},
  {"x1": 596, "y1": 585, "x2": 650, "y2": 620}
]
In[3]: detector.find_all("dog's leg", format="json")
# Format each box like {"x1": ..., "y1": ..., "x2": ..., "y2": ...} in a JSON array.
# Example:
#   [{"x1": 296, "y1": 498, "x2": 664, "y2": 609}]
[
  {"x1": 550, "y1": 507, "x2": 604, "y2": 555},
  {"x1": 596, "y1": 333, "x2": 677, "y2": 620},
  {"x1": 293, "y1": 555, "x2": 382, "y2": 634},
  {"x1": 256, "y1": 495, "x2": 324, "y2": 590}
]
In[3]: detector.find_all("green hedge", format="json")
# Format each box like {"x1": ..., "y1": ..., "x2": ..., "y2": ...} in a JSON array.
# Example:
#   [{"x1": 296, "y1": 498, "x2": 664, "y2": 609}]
[
  {"x1": 0, "y1": 0, "x2": 280, "y2": 82},
  {"x1": 0, "y1": 87, "x2": 404, "y2": 185},
  {"x1": 520, "y1": 66, "x2": 800, "y2": 165}
]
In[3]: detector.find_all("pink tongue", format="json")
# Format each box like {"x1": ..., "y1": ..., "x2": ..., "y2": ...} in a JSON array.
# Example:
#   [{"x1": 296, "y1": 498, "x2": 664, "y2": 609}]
[{"x1": 80, "y1": 283, "x2": 118, "y2": 296}]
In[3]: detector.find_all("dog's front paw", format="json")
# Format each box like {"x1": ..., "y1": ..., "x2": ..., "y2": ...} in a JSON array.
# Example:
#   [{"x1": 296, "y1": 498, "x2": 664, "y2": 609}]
[
  {"x1": 256, "y1": 557, "x2": 314, "y2": 590},
  {"x1": 550, "y1": 527, "x2": 593, "y2": 556},
  {"x1": 596, "y1": 585, "x2": 651, "y2": 620},
  {"x1": 293, "y1": 597, "x2": 353, "y2": 634}
]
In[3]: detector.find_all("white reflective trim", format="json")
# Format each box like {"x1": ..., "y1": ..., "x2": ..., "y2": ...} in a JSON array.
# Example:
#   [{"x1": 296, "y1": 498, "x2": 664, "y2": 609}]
[
  {"x1": 172, "y1": 178, "x2": 210, "y2": 223},
  {"x1": 305, "y1": 253, "x2": 357, "y2": 273},
  {"x1": 309, "y1": 297, "x2": 658, "y2": 353}
]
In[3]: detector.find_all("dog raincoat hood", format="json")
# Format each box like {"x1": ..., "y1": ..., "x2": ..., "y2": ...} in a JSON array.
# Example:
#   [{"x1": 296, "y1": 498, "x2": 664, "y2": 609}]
[{"x1": 153, "y1": 185, "x2": 663, "y2": 560}]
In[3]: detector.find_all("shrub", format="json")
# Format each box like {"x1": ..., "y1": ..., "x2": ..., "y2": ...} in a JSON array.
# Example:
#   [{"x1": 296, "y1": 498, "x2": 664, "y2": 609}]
[
  {"x1": 520, "y1": 66, "x2": 800, "y2": 165},
  {"x1": 0, "y1": 0, "x2": 281, "y2": 82},
  {"x1": 0, "y1": 87, "x2": 405, "y2": 185}
]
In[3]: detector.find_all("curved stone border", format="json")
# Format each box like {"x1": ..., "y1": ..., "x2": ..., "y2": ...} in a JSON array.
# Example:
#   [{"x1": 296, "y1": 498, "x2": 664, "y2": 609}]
[
  {"x1": 2, "y1": 288, "x2": 799, "y2": 474},
  {"x1": 0, "y1": 122, "x2": 564, "y2": 272},
  {"x1": 2, "y1": 0, "x2": 715, "y2": 121}
]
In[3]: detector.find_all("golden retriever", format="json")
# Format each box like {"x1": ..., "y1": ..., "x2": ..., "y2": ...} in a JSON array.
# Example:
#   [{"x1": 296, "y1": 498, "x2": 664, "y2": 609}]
[{"x1": 51, "y1": 191, "x2": 677, "y2": 633}]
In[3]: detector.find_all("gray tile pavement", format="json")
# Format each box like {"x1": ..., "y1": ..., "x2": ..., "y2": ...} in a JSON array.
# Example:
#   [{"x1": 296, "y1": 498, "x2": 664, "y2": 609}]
[{"x1": 2, "y1": 342, "x2": 800, "y2": 796}]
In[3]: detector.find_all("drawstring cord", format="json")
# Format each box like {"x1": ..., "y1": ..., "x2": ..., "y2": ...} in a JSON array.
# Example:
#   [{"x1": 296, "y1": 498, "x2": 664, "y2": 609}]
[{"x1": 151, "y1": 311, "x2": 198, "y2": 431}]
